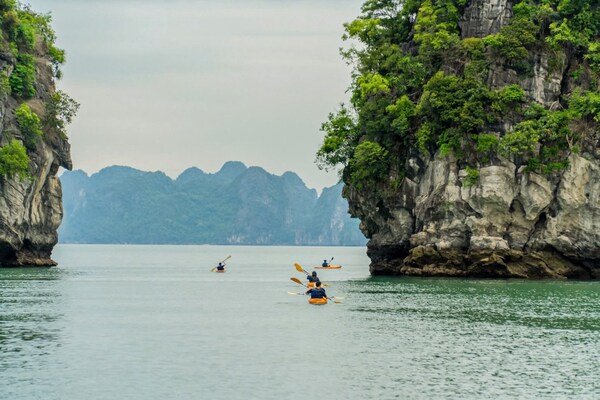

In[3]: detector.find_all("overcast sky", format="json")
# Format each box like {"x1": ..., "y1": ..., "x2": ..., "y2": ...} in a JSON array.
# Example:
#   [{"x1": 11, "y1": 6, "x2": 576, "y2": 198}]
[{"x1": 26, "y1": 0, "x2": 364, "y2": 190}]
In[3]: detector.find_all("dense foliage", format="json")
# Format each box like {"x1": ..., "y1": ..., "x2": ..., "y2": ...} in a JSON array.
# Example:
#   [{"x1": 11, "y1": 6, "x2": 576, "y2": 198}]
[
  {"x1": 317, "y1": 0, "x2": 600, "y2": 189},
  {"x1": 0, "y1": 139, "x2": 29, "y2": 180},
  {"x1": 15, "y1": 102, "x2": 42, "y2": 149}
]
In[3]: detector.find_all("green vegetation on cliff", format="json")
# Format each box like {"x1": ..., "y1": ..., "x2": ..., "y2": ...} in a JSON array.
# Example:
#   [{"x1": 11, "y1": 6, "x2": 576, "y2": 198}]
[
  {"x1": 0, "y1": 0, "x2": 77, "y2": 179},
  {"x1": 317, "y1": 0, "x2": 600, "y2": 189}
]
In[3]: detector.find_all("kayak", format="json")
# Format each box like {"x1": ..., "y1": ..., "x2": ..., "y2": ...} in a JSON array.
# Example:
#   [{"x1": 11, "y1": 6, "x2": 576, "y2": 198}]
[
  {"x1": 214, "y1": 269, "x2": 226, "y2": 273},
  {"x1": 307, "y1": 282, "x2": 316, "y2": 288},
  {"x1": 308, "y1": 297, "x2": 327, "y2": 305},
  {"x1": 314, "y1": 265, "x2": 342, "y2": 269}
]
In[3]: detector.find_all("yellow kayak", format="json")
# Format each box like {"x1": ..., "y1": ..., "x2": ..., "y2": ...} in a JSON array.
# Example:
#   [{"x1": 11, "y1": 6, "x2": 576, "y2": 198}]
[
  {"x1": 314, "y1": 265, "x2": 342, "y2": 269},
  {"x1": 308, "y1": 297, "x2": 327, "y2": 305}
]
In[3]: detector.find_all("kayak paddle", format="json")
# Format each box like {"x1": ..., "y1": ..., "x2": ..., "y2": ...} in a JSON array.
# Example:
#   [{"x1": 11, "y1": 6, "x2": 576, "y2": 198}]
[
  {"x1": 294, "y1": 262, "x2": 308, "y2": 275},
  {"x1": 290, "y1": 277, "x2": 304, "y2": 285}
]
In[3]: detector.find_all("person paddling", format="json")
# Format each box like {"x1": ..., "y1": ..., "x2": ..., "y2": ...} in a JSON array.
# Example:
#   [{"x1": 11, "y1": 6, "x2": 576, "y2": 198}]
[
  {"x1": 306, "y1": 281, "x2": 327, "y2": 299},
  {"x1": 306, "y1": 271, "x2": 320, "y2": 288},
  {"x1": 321, "y1": 259, "x2": 329, "y2": 267},
  {"x1": 216, "y1": 262, "x2": 225, "y2": 272}
]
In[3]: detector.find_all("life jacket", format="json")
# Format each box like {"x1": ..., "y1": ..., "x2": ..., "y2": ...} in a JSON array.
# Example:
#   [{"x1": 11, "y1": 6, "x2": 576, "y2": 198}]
[{"x1": 308, "y1": 287, "x2": 326, "y2": 299}]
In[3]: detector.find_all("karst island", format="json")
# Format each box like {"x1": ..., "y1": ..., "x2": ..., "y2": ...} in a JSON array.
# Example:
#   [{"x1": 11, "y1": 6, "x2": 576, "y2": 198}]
[
  {"x1": 317, "y1": 0, "x2": 600, "y2": 279},
  {"x1": 0, "y1": 1, "x2": 76, "y2": 267}
]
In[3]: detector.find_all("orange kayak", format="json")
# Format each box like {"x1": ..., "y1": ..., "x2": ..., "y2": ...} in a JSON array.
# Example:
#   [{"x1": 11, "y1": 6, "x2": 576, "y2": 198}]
[
  {"x1": 314, "y1": 265, "x2": 342, "y2": 269},
  {"x1": 307, "y1": 282, "x2": 316, "y2": 288},
  {"x1": 214, "y1": 269, "x2": 226, "y2": 273},
  {"x1": 308, "y1": 297, "x2": 327, "y2": 305}
]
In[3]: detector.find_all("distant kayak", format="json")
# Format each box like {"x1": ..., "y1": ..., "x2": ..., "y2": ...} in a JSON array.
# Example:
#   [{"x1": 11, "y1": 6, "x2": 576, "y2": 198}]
[
  {"x1": 314, "y1": 265, "x2": 342, "y2": 269},
  {"x1": 214, "y1": 269, "x2": 226, "y2": 273},
  {"x1": 308, "y1": 297, "x2": 327, "y2": 305}
]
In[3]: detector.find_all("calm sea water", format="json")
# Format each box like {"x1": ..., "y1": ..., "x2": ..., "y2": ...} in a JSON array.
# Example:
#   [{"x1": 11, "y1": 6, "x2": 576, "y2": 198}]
[{"x1": 1, "y1": 245, "x2": 599, "y2": 399}]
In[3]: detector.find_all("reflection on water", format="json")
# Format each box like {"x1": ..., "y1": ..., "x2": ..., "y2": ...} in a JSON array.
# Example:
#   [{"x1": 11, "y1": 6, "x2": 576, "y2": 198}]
[{"x1": 0, "y1": 267, "x2": 63, "y2": 371}]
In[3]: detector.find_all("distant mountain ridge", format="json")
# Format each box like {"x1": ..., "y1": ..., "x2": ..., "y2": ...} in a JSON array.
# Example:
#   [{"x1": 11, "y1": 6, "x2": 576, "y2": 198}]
[{"x1": 59, "y1": 162, "x2": 366, "y2": 246}]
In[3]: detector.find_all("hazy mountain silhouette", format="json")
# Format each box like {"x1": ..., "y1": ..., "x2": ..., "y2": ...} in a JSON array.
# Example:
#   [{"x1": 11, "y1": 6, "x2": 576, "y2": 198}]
[{"x1": 59, "y1": 162, "x2": 365, "y2": 245}]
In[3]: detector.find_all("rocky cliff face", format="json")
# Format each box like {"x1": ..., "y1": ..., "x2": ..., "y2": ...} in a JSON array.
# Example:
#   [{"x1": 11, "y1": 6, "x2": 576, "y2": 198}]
[
  {"x1": 348, "y1": 152, "x2": 600, "y2": 278},
  {"x1": 339, "y1": 0, "x2": 600, "y2": 278},
  {"x1": 0, "y1": 8, "x2": 73, "y2": 267}
]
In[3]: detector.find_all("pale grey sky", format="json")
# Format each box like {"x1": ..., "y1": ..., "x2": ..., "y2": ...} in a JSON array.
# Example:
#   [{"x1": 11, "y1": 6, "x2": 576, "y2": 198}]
[{"x1": 27, "y1": 0, "x2": 364, "y2": 190}]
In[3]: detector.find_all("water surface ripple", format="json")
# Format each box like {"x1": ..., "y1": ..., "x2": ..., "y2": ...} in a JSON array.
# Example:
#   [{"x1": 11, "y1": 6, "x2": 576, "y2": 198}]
[{"x1": 1, "y1": 245, "x2": 598, "y2": 399}]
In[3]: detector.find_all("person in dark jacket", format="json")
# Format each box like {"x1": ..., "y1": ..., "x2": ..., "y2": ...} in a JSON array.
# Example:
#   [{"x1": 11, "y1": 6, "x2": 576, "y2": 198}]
[
  {"x1": 216, "y1": 262, "x2": 225, "y2": 271},
  {"x1": 306, "y1": 281, "x2": 327, "y2": 298},
  {"x1": 306, "y1": 271, "x2": 320, "y2": 285},
  {"x1": 321, "y1": 259, "x2": 329, "y2": 267}
]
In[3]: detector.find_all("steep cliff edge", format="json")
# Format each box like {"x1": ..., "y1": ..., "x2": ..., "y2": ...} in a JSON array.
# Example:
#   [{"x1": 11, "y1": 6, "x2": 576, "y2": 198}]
[
  {"x1": 319, "y1": 0, "x2": 600, "y2": 278},
  {"x1": 0, "y1": 3, "x2": 76, "y2": 267}
]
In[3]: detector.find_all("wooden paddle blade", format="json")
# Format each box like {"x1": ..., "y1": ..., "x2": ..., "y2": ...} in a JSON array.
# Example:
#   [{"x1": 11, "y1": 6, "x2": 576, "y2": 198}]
[
  {"x1": 287, "y1": 291, "x2": 304, "y2": 295},
  {"x1": 290, "y1": 277, "x2": 303, "y2": 285},
  {"x1": 294, "y1": 263, "x2": 308, "y2": 275},
  {"x1": 322, "y1": 283, "x2": 331, "y2": 287}
]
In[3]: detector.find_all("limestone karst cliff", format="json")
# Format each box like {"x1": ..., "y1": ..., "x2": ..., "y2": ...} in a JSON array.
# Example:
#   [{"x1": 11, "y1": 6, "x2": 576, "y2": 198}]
[
  {"x1": 319, "y1": 0, "x2": 600, "y2": 278},
  {"x1": 0, "y1": 3, "x2": 75, "y2": 267}
]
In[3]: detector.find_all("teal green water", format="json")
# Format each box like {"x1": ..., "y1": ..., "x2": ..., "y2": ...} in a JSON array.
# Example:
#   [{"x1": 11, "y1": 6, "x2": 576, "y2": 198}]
[{"x1": 1, "y1": 245, "x2": 599, "y2": 399}]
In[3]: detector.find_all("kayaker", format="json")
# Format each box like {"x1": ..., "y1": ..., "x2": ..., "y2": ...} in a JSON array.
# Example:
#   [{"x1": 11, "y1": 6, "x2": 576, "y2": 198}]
[
  {"x1": 306, "y1": 271, "x2": 320, "y2": 287},
  {"x1": 306, "y1": 281, "x2": 327, "y2": 299},
  {"x1": 216, "y1": 262, "x2": 225, "y2": 271},
  {"x1": 321, "y1": 259, "x2": 329, "y2": 267}
]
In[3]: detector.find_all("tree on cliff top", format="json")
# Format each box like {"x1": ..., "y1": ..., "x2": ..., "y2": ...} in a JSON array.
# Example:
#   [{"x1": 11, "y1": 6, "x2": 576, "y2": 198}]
[
  {"x1": 317, "y1": 0, "x2": 600, "y2": 190},
  {"x1": 0, "y1": 1, "x2": 78, "y2": 179}
]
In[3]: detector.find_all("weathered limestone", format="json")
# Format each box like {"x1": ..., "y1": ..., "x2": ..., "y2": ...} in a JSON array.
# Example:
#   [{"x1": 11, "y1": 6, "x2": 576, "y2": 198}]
[
  {"x1": 350, "y1": 64, "x2": 596, "y2": 278},
  {"x1": 459, "y1": 0, "x2": 512, "y2": 39},
  {"x1": 348, "y1": 152, "x2": 600, "y2": 279}
]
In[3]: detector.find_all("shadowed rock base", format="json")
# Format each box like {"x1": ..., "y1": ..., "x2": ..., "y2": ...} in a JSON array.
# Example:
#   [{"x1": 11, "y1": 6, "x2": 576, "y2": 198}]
[
  {"x1": 369, "y1": 243, "x2": 598, "y2": 279},
  {"x1": 0, "y1": 242, "x2": 57, "y2": 267}
]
